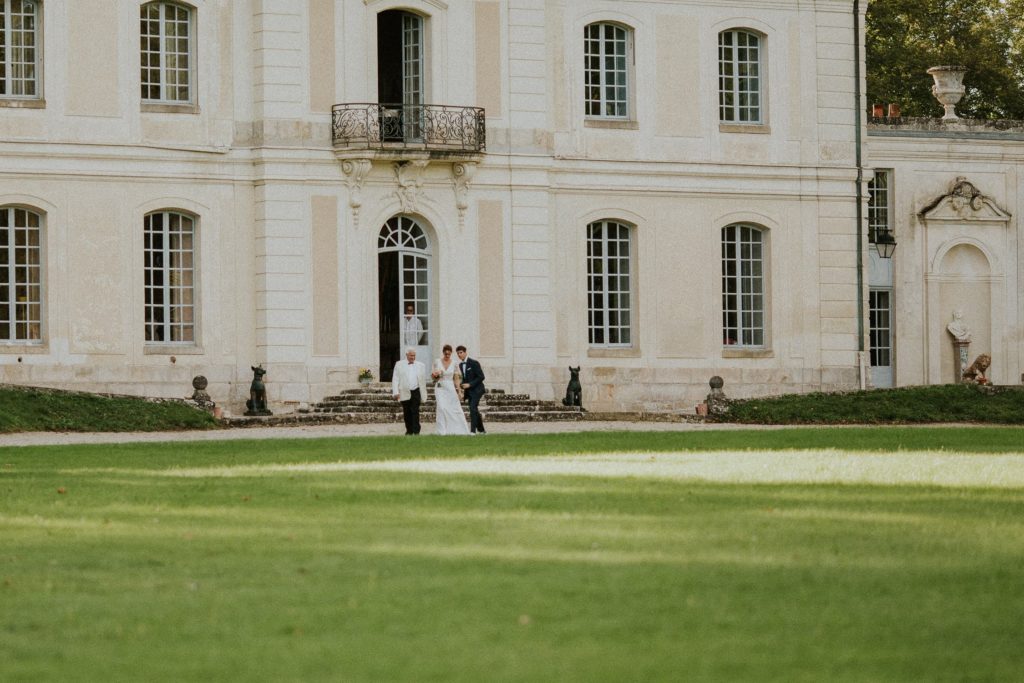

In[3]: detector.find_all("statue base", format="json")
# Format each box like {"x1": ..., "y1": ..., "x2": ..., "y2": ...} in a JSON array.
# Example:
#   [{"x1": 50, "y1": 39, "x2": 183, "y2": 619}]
[{"x1": 952, "y1": 340, "x2": 970, "y2": 383}]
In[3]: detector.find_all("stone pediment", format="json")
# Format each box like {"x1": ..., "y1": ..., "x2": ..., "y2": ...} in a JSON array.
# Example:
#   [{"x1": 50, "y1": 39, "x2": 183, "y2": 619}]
[{"x1": 919, "y1": 177, "x2": 1011, "y2": 223}]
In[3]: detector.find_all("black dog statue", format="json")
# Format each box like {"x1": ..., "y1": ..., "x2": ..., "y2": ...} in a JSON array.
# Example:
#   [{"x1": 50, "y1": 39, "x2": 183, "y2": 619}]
[
  {"x1": 244, "y1": 365, "x2": 272, "y2": 416},
  {"x1": 562, "y1": 366, "x2": 583, "y2": 408}
]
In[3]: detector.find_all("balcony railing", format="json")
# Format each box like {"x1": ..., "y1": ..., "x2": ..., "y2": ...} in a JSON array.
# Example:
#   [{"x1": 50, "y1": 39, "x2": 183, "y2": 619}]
[{"x1": 332, "y1": 103, "x2": 486, "y2": 154}]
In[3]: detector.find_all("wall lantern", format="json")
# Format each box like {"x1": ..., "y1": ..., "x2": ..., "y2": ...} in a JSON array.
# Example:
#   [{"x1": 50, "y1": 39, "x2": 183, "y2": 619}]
[{"x1": 874, "y1": 227, "x2": 897, "y2": 258}]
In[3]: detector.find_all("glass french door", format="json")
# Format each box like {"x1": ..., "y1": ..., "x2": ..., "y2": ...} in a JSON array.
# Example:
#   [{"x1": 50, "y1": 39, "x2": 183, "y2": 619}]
[
  {"x1": 402, "y1": 13, "x2": 423, "y2": 140},
  {"x1": 378, "y1": 216, "x2": 431, "y2": 380},
  {"x1": 869, "y1": 288, "x2": 894, "y2": 388},
  {"x1": 377, "y1": 10, "x2": 423, "y2": 143}
]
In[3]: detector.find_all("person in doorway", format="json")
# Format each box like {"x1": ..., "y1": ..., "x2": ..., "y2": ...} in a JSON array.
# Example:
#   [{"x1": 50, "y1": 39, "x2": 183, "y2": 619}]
[
  {"x1": 456, "y1": 345, "x2": 486, "y2": 434},
  {"x1": 392, "y1": 347, "x2": 426, "y2": 435},
  {"x1": 402, "y1": 304, "x2": 424, "y2": 347},
  {"x1": 432, "y1": 344, "x2": 470, "y2": 435}
]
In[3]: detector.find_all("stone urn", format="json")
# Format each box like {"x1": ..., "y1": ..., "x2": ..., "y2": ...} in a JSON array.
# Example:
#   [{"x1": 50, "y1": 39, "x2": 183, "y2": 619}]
[{"x1": 927, "y1": 65, "x2": 967, "y2": 120}]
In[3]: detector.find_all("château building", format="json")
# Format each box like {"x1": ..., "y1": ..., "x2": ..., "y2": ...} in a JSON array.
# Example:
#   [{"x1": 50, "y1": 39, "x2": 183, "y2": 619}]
[{"x1": 0, "y1": 0, "x2": 1020, "y2": 412}]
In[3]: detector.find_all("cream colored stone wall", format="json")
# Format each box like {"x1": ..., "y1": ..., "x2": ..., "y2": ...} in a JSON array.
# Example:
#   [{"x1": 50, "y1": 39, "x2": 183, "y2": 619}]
[
  {"x1": 0, "y1": 0, "x2": 919, "y2": 415},
  {"x1": 867, "y1": 130, "x2": 1024, "y2": 387}
]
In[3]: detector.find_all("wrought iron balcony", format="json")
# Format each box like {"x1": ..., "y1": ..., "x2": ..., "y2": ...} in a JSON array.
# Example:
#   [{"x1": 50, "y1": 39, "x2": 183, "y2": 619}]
[{"x1": 332, "y1": 103, "x2": 486, "y2": 156}]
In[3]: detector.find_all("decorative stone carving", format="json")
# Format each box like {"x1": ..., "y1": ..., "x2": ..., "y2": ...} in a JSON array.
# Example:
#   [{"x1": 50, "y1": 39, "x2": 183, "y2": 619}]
[
  {"x1": 244, "y1": 365, "x2": 272, "y2": 416},
  {"x1": 341, "y1": 158, "x2": 372, "y2": 227},
  {"x1": 919, "y1": 177, "x2": 1012, "y2": 223},
  {"x1": 394, "y1": 159, "x2": 429, "y2": 214},
  {"x1": 946, "y1": 310, "x2": 972, "y2": 383},
  {"x1": 962, "y1": 353, "x2": 991, "y2": 384},
  {"x1": 706, "y1": 375, "x2": 729, "y2": 417},
  {"x1": 190, "y1": 375, "x2": 215, "y2": 411},
  {"x1": 946, "y1": 309, "x2": 972, "y2": 343},
  {"x1": 927, "y1": 65, "x2": 967, "y2": 120},
  {"x1": 561, "y1": 366, "x2": 582, "y2": 408},
  {"x1": 452, "y1": 161, "x2": 478, "y2": 227}
]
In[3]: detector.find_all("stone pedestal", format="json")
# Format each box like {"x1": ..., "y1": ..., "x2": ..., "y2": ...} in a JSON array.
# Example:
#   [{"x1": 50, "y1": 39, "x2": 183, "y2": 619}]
[{"x1": 952, "y1": 340, "x2": 970, "y2": 383}]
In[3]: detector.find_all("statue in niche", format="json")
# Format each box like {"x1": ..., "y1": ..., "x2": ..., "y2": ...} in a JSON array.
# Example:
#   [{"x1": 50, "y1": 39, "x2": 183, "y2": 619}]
[{"x1": 946, "y1": 309, "x2": 972, "y2": 343}]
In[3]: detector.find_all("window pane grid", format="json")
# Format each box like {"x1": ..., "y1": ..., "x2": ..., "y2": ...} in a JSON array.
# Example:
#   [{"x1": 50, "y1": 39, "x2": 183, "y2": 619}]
[
  {"x1": 719, "y1": 30, "x2": 761, "y2": 124},
  {"x1": 141, "y1": 2, "x2": 192, "y2": 103},
  {"x1": 145, "y1": 211, "x2": 195, "y2": 344},
  {"x1": 1, "y1": 0, "x2": 39, "y2": 98},
  {"x1": 587, "y1": 221, "x2": 632, "y2": 347},
  {"x1": 868, "y1": 170, "x2": 891, "y2": 243},
  {"x1": 0, "y1": 206, "x2": 42, "y2": 343},
  {"x1": 584, "y1": 23, "x2": 628, "y2": 119},
  {"x1": 869, "y1": 289, "x2": 892, "y2": 367},
  {"x1": 722, "y1": 224, "x2": 765, "y2": 347}
]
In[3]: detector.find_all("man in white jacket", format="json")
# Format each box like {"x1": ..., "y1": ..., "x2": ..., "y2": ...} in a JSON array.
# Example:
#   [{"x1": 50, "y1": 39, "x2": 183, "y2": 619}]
[{"x1": 392, "y1": 347, "x2": 427, "y2": 435}]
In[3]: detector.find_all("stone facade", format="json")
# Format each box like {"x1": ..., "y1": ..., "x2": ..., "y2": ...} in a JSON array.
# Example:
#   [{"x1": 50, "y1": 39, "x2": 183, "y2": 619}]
[
  {"x1": 0, "y1": 1, "x2": 1017, "y2": 413},
  {"x1": 866, "y1": 119, "x2": 1024, "y2": 388}
]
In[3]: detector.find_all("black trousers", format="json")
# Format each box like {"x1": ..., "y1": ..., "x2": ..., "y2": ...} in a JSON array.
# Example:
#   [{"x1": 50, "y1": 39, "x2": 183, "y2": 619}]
[
  {"x1": 467, "y1": 391, "x2": 485, "y2": 433},
  {"x1": 401, "y1": 388, "x2": 422, "y2": 435}
]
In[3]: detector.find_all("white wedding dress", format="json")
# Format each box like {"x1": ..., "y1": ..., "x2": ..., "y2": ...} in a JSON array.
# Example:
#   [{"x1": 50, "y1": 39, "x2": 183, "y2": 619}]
[{"x1": 433, "y1": 360, "x2": 470, "y2": 435}]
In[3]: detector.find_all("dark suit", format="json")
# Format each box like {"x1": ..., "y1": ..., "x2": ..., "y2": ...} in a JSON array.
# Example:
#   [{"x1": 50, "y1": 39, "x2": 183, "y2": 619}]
[{"x1": 459, "y1": 357, "x2": 486, "y2": 433}]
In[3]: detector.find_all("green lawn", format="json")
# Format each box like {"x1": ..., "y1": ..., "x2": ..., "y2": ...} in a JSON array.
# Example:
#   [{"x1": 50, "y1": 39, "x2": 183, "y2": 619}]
[{"x1": 3, "y1": 429, "x2": 1023, "y2": 682}]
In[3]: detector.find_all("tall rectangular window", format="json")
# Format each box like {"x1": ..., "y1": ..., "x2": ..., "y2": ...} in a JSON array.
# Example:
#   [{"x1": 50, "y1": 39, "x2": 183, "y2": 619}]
[
  {"x1": 719, "y1": 30, "x2": 762, "y2": 124},
  {"x1": 144, "y1": 211, "x2": 195, "y2": 344},
  {"x1": 587, "y1": 220, "x2": 632, "y2": 346},
  {"x1": 868, "y1": 170, "x2": 892, "y2": 243},
  {"x1": 0, "y1": 0, "x2": 41, "y2": 98},
  {"x1": 869, "y1": 289, "x2": 892, "y2": 368},
  {"x1": 141, "y1": 2, "x2": 192, "y2": 104},
  {"x1": 584, "y1": 22, "x2": 630, "y2": 119},
  {"x1": 722, "y1": 224, "x2": 765, "y2": 346},
  {"x1": 0, "y1": 206, "x2": 42, "y2": 343}
]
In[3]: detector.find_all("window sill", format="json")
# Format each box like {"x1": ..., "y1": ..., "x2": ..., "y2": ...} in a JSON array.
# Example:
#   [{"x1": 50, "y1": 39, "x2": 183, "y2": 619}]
[
  {"x1": 0, "y1": 343, "x2": 48, "y2": 354},
  {"x1": 0, "y1": 98, "x2": 45, "y2": 109},
  {"x1": 144, "y1": 345, "x2": 204, "y2": 355},
  {"x1": 588, "y1": 346, "x2": 641, "y2": 358},
  {"x1": 721, "y1": 347, "x2": 774, "y2": 359},
  {"x1": 719, "y1": 123, "x2": 771, "y2": 135},
  {"x1": 584, "y1": 118, "x2": 639, "y2": 130},
  {"x1": 142, "y1": 103, "x2": 199, "y2": 115}
]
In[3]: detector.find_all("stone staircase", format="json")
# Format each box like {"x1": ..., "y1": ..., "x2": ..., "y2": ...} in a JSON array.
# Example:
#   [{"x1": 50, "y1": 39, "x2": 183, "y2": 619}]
[{"x1": 295, "y1": 384, "x2": 586, "y2": 423}]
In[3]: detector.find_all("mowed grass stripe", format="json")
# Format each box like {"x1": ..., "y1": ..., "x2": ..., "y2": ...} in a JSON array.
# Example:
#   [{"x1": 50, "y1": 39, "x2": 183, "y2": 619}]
[{"x1": 3, "y1": 429, "x2": 1024, "y2": 681}]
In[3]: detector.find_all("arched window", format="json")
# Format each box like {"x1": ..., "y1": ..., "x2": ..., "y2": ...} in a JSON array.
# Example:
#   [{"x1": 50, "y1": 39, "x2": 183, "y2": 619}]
[
  {"x1": 587, "y1": 220, "x2": 632, "y2": 346},
  {"x1": 584, "y1": 22, "x2": 631, "y2": 119},
  {"x1": 144, "y1": 210, "x2": 195, "y2": 344},
  {"x1": 718, "y1": 29, "x2": 763, "y2": 124},
  {"x1": 0, "y1": 0, "x2": 41, "y2": 99},
  {"x1": 721, "y1": 224, "x2": 765, "y2": 346},
  {"x1": 141, "y1": 2, "x2": 193, "y2": 103},
  {"x1": 0, "y1": 205, "x2": 43, "y2": 343}
]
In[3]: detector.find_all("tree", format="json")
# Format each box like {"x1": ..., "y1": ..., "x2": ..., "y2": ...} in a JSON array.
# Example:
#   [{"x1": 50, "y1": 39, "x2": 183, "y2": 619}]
[{"x1": 866, "y1": 0, "x2": 1024, "y2": 119}]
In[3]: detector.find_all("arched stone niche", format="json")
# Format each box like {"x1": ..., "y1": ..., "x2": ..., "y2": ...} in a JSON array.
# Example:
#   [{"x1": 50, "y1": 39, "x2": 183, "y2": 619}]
[{"x1": 920, "y1": 178, "x2": 1011, "y2": 384}]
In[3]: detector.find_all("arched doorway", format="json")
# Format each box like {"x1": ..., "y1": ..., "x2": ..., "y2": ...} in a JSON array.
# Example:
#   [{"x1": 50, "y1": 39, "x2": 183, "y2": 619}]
[{"x1": 378, "y1": 216, "x2": 432, "y2": 381}]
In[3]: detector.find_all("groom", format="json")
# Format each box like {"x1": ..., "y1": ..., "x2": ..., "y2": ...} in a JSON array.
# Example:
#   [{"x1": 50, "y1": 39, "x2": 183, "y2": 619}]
[
  {"x1": 392, "y1": 347, "x2": 427, "y2": 435},
  {"x1": 456, "y1": 345, "x2": 486, "y2": 434}
]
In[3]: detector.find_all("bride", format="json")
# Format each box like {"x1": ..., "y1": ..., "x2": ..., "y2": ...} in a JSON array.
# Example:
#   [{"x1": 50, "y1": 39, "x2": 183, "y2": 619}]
[{"x1": 433, "y1": 344, "x2": 470, "y2": 435}]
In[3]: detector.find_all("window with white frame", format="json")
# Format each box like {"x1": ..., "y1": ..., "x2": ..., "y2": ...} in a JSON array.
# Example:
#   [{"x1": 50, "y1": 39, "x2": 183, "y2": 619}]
[
  {"x1": 584, "y1": 22, "x2": 630, "y2": 119},
  {"x1": 0, "y1": 0, "x2": 41, "y2": 99},
  {"x1": 718, "y1": 29, "x2": 762, "y2": 124},
  {"x1": 144, "y1": 210, "x2": 195, "y2": 344},
  {"x1": 869, "y1": 289, "x2": 892, "y2": 368},
  {"x1": 587, "y1": 220, "x2": 632, "y2": 346},
  {"x1": 140, "y1": 2, "x2": 193, "y2": 104},
  {"x1": 0, "y1": 206, "x2": 43, "y2": 343},
  {"x1": 868, "y1": 170, "x2": 892, "y2": 243},
  {"x1": 721, "y1": 224, "x2": 765, "y2": 346}
]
